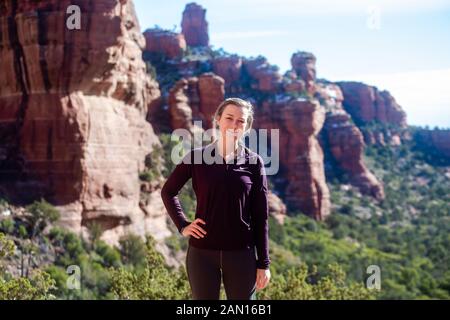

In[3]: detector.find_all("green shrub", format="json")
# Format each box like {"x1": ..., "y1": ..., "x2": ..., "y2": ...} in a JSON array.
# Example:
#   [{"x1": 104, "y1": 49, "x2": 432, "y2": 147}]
[
  {"x1": 119, "y1": 234, "x2": 147, "y2": 268},
  {"x1": 110, "y1": 236, "x2": 190, "y2": 299},
  {"x1": 258, "y1": 263, "x2": 375, "y2": 300},
  {"x1": 24, "y1": 199, "x2": 60, "y2": 239}
]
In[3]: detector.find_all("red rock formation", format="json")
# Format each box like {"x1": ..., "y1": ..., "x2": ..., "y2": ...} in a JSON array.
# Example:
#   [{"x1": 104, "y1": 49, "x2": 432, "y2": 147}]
[
  {"x1": 181, "y1": 2, "x2": 209, "y2": 47},
  {"x1": 143, "y1": 28, "x2": 186, "y2": 59},
  {"x1": 268, "y1": 191, "x2": 287, "y2": 225},
  {"x1": 337, "y1": 81, "x2": 407, "y2": 127},
  {"x1": 168, "y1": 79, "x2": 194, "y2": 130},
  {"x1": 315, "y1": 82, "x2": 344, "y2": 109},
  {"x1": 0, "y1": 0, "x2": 166, "y2": 245},
  {"x1": 198, "y1": 73, "x2": 226, "y2": 127},
  {"x1": 243, "y1": 56, "x2": 282, "y2": 93},
  {"x1": 324, "y1": 111, "x2": 385, "y2": 199},
  {"x1": 283, "y1": 78, "x2": 306, "y2": 94},
  {"x1": 315, "y1": 82, "x2": 385, "y2": 199},
  {"x1": 257, "y1": 98, "x2": 330, "y2": 220},
  {"x1": 212, "y1": 55, "x2": 242, "y2": 91},
  {"x1": 168, "y1": 72, "x2": 224, "y2": 131},
  {"x1": 362, "y1": 131, "x2": 386, "y2": 146},
  {"x1": 290, "y1": 51, "x2": 317, "y2": 95}
]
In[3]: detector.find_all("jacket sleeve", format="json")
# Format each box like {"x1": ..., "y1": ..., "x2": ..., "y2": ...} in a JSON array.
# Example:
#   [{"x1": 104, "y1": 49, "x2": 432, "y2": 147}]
[
  {"x1": 250, "y1": 155, "x2": 271, "y2": 269},
  {"x1": 161, "y1": 151, "x2": 193, "y2": 234}
]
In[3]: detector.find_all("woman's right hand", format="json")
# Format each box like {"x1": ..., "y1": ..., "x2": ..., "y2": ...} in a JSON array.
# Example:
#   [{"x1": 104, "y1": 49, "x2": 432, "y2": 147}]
[{"x1": 181, "y1": 218, "x2": 207, "y2": 239}]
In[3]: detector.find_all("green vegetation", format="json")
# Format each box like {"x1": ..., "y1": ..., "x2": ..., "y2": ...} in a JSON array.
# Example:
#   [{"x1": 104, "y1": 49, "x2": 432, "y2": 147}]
[
  {"x1": 1, "y1": 125, "x2": 448, "y2": 300},
  {"x1": 319, "y1": 126, "x2": 450, "y2": 299}
]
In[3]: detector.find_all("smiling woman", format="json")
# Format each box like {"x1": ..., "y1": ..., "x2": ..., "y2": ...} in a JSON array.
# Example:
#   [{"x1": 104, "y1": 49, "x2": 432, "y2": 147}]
[{"x1": 161, "y1": 98, "x2": 271, "y2": 300}]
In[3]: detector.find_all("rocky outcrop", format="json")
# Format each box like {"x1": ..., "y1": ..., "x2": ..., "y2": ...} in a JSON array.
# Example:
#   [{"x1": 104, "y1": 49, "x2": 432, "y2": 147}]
[
  {"x1": 143, "y1": 28, "x2": 186, "y2": 59},
  {"x1": 243, "y1": 56, "x2": 282, "y2": 93},
  {"x1": 290, "y1": 51, "x2": 317, "y2": 95},
  {"x1": 212, "y1": 55, "x2": 242, "y2": 91},
  {"x1": 324, "y1": 111, "x2": 385, "y2": 199},
  {"x1": 257, "y1": 98, "x2": 330, "y2": 220},
  {"x1": 268, "y1": 191, "x2": 287, "y2": 225},
  {"x1": 168, "y1": 72, "x2": 224, "y2": 131},
  {"x1": 198, "y1": 73, "x2": 226, "y2": 127},
  {"x1": 0, "y1": 0, "x2": 171, "y2": 246},
  {"x1": 337, "y1": 81, "x2": 407, "y2": 127},
  {"x1": 315, "y1": 82, "x2": 384, "y2": 199},
  {"x1": 315, "y1": 82, "x2": 344, "y2": 110},
  {"x1": 181, "y1": 2, "x2": 209, "y2": 47}
]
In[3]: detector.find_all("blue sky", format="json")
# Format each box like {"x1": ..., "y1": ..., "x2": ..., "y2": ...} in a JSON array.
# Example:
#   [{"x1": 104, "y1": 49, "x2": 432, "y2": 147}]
[{"x1": 134, "y1": 0, "x2": 450, "y2": 128}]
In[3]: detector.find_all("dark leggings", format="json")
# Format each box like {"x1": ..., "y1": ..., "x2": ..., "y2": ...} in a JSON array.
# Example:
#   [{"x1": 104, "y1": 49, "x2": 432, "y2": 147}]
[{"x1": 186, "y1": 245, "x2": 257, "y2": 300}]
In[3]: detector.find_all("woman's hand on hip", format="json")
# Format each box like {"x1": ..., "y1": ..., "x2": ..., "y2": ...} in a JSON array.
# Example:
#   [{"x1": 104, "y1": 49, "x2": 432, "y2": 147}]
[
  {"x1": 182, "y1": 218, "x2": 207, "y2": 239},
  {"x1": 256, "y1": 268, "x2": 271, "y2": 291}
]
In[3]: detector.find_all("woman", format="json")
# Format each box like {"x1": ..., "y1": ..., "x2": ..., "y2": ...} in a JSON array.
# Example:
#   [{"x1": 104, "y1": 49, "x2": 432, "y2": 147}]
[{"x1": 161, "y1": 97, "x2": 271, "y2": 300}]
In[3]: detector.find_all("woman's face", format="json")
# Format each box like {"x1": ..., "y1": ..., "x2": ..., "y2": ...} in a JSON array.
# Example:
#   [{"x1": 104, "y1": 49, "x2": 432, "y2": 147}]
[{"x1": 216, "y1": 104, "x2": 249, "y2": 142}]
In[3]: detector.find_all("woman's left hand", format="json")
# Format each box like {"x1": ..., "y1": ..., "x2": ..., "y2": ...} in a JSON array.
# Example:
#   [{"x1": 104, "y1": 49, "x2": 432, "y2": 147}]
[{"x1": 256, "y1": 268, "x2": 271, "y2": 291}]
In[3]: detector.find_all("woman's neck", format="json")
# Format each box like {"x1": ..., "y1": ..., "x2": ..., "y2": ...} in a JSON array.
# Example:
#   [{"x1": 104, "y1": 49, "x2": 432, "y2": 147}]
[{"x1": 217, "y1": 136, "x2": 239, "y2": 158}]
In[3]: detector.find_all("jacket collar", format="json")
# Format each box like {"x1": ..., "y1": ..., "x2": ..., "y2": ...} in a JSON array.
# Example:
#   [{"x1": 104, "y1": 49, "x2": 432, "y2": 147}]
[{"x1": 207, "y1": 140, "x2": 247, "y2": 164}]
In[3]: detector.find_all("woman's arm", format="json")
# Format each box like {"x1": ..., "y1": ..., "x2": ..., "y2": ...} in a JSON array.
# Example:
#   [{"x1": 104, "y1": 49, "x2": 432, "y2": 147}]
[
  {"x1": 161, "y1": 151, "x2": 193, "y2": 234},
  {"x1": 251, "y1": 155, "x2": 271, "y2": 270}
]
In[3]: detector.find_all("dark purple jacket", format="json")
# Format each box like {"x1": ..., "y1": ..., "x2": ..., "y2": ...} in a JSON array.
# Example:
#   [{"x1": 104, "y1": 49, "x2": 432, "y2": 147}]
[{"x1": 161, "y1": 141, "x2": 270, "y2": 269}]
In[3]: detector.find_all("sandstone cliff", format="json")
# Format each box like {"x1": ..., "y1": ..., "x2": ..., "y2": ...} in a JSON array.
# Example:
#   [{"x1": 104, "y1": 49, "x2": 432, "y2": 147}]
[{"x1": 0, "y1": 0, "x2": 175, "y2": 251}]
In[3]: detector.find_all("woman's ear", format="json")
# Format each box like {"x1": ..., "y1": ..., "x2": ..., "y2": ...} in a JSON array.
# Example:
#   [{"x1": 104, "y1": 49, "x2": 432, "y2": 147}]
[{"x1": 214, "y1": 115, "x2": 221, "y2": 128}]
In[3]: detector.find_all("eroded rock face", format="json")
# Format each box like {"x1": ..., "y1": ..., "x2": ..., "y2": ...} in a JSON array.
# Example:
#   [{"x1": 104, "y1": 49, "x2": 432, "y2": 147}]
[
  {"x1": 257, "y1": 98, "x2": 331, "y2": 220},
  {"x1": 243, "y1": 56, "x2": 282, "y2": 93},
  {"x1": 181, "y1": 2, "x2": 209, "y2": 47},
  {"x1": 268, "y1": 191, "x2": 287, "y2": 225},
  {"x1": 212, "y1": 55, "x2": 242, "y2": 91},
  {"x1": 315, "y1": 82, "x2": 385, "y2": 199},
  {"x1": 290, "y1": 51, "x2": 317, "y2": 95},
  {"x1": 324, "y1": 111, "x2": 385, "y2": 200},
  {"x1": 0, "y1": 0, "x2": 167, "y2": 245},
  {"x1": 143, "y1": 28, "x2": 186, "y2": 59},
  {"x1": 168, "y1": 72, "x2": 224, "y2": 131},
  {"x1": 337, "y1": 81, "x2": 407, "y2": 127}
]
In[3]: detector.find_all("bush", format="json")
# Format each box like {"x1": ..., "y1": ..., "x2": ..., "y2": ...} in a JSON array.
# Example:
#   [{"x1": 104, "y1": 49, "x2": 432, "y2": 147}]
[
  {"x1": 257, "y1": 263, "x2": 375, "y2": 300},
  {"x1": 0, "y1": 270, "x2": 56, "y2": 300},
  {"x1": 24, "y1": 199, "x2": 60, "y2": 239},
  {"x1": 119, "y1": 234, "x2": 148, "y2": 268},
  {"x1": 0, "y1": 219, "x2": 15, "y2": 235},
  {"x1": 1, "y1": 232, "x2": 55, "y2": 300},
  {"x1": 95, "y1": 241, "x2": 121, "y2": 268},
  {"x1": 110, "y1": 236, "x2": 190, "y2": 299}
]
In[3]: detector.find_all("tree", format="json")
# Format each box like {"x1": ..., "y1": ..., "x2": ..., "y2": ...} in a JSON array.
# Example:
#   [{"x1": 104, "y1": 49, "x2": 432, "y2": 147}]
[
  {"x1": 0, "y1": 233, "x2": 55, "y2": 300},
  {"x1": 119, "y1": 234, "x2": 147, "y2": 267},
  {"x1": 25, "y1": 199, "x2": 60, "y2": 239}
]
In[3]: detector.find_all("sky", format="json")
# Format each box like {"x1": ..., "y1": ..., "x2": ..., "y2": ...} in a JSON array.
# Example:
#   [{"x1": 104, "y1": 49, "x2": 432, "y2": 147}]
[{"x1": 134, "y1": 0, "x2": 450, "y2": 128}]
